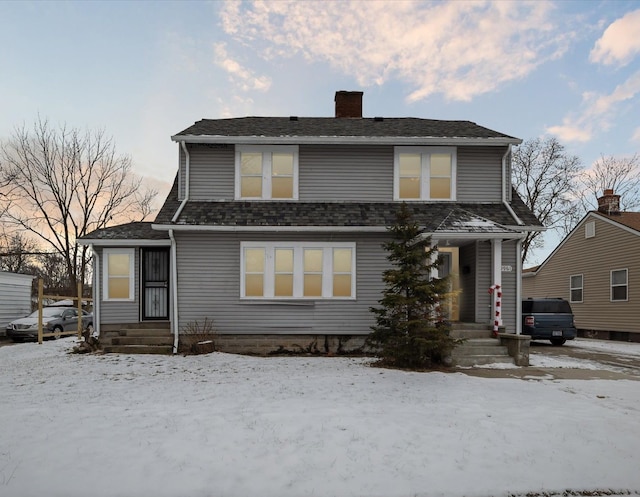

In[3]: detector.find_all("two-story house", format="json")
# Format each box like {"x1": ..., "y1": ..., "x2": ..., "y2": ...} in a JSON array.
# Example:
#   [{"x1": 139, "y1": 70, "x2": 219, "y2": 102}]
[{"x1": 79, "y1": 91, "x2": 542, "y2": 354}]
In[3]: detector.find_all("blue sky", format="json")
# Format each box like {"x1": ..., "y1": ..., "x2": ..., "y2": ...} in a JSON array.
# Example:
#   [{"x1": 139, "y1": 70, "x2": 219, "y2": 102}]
[{"x1": 1, "y1": 0, "x2": 639, "y2": 264}]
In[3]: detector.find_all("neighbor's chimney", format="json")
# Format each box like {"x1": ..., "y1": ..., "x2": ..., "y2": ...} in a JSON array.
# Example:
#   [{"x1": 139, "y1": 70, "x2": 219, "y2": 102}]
[
  {"x1": 335, "y1": 91, "x2": 363, "y2": 118},
  {"x1": 597, "y1": 188, "x2": 621, "y2": 215}
]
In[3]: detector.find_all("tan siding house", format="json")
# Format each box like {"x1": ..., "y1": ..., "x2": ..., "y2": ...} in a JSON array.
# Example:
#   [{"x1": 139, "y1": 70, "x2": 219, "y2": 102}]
[{"x1": 523, "y1": 190, "x2": 640, "y2": 340}]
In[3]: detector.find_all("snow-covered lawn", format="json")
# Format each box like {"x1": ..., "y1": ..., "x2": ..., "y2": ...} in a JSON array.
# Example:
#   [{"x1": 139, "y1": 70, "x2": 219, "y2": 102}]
[{"x1": 1, "y1": 338, "x2": 639, "y2": 497}]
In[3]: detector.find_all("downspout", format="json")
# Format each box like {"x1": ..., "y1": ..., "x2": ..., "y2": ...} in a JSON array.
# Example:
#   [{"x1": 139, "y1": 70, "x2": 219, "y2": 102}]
[
  {"x1": 169, "y1": 229, "x2": 179, "y2": 354},
  {"x1": 168, "y1": 141, "x2": 188, "y2": 353},
  {"x1": 89, "y1": 244, "x2": 100, "y2": 337},
  {"x1": 502, "y1": 145, "x2": 524, "y2": 226},
  {"x1": 172, "y1": 141, "x2": 190, "y2": 223}
]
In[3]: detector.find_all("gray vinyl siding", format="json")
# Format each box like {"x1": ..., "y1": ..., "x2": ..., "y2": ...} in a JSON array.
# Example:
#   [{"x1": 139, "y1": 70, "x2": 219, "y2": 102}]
[
  {"x1": 96, "y1": 247, "x2": 141, "y2": 325},
  {"x1": 522, "y1": 215, "x2": 640, "y2": 333},
  {"x1": 299, "y1": 145, "x2": 393, "y2": 201},
  {"x1": 456, "y1": 147, "x2": 505, "y2": 202},
  {"x1": 174, "y1": 232, "x2": 389, "y2": 335},
  {"x1": 0, "y1": 274, "x2": 33, "y2": 330},
  {"x1": 181, "y1": 144, "x2": 506, "y2": 202}
]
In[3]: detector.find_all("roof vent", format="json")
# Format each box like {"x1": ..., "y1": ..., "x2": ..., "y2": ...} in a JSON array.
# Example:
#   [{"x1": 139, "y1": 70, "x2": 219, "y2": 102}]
[
  {"x1": 374, "y1": 116, "x2": 384, "y2": 122},
  {"x1": 289, "y1": 116, "x2": 298, "y2": 121}
]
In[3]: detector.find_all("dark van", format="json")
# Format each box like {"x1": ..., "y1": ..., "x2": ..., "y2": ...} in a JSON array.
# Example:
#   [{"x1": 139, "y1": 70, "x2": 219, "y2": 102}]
[{"x1": 522, "y1": 298, "x2": 577, "y2": 346}]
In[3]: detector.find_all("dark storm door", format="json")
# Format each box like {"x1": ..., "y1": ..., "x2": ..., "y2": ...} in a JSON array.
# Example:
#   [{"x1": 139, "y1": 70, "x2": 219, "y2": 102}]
[{"x1": 142, "y1": 248, "x2": 170, "y2": 320}]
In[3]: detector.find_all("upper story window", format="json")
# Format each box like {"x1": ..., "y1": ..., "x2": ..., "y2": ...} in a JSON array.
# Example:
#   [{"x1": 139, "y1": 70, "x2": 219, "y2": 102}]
[
  {"x1": 241, "y1": 242, "x2": 356, "y2": 299},
  {"x1": 611, "y1": 269, "x2": 628, "y2": 302},
  {"x1": 394, "y1": 147, "x2": 456, "y2": 201},
  {"x1": 103, "y1": 248, "x2": 135, "y2": 301},
  {"x1": 235, "y1": 145, "x2": 298, "y2": 200}
]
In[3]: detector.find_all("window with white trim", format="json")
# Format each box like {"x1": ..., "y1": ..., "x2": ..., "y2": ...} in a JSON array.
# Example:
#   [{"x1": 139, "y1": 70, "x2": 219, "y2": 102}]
[
  {"x1": 235, "y1": 145, "x2": 298, "y2": 200},
  {"x1": 570, "y1": 274, "x2": 583, "y2": 303},
  {"x1": 241, "y1": 242, "x2": 355, "y2": 299},
  {"x1": 103, "y1": 248, "x2": 135, "y2": 301},
  {"x1": 611, "y1": 269, "x2": 628, "y2": 301},
  {"x1": 394, "y1": 147, "x2": 456, "y2": 200}
]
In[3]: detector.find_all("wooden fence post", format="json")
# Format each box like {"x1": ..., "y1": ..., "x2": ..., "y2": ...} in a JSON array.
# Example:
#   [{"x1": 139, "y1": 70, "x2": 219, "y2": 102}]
[{"x1": 37, "y1": 279, "x2": 44, "y2": 345}]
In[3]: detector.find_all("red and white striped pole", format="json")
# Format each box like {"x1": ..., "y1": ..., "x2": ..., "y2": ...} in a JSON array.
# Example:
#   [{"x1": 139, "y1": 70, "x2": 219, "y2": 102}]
[{"x1": 488, "y1": 284, "x2": 502, "y2": 337}]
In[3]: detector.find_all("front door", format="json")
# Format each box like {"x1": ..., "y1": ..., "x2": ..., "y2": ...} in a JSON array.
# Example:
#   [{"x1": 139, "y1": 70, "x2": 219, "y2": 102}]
[{"x1": 142, "y1": 248, "x2": 169, "y2": 320}]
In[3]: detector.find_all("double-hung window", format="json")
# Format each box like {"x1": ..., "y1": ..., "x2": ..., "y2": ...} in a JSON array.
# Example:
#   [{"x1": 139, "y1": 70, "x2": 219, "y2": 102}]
[
  {"x1": 103, "y1": 248, "x2": 135, "y2": 301},
  {"x1": 394, "y1": 147, "x2": 456, "y2": 200},
  {"x1": 235, "y1": 145, "x2": 298, "y2": 200},
  {"x1": 611, "y1": 269, "x2": 628, "y2": 301},
  {"x1": 570, "y1": 274, "x2": 583, "y2": 303},
  {"x1": 241, "y1": 242, "x2": 356, "y2": 299}
]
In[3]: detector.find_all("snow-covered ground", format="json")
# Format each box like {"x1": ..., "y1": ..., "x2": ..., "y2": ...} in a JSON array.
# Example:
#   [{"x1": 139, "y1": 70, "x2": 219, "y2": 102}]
[{"x1": 1, "y1": 337, "x2": 639, "y2": 497}]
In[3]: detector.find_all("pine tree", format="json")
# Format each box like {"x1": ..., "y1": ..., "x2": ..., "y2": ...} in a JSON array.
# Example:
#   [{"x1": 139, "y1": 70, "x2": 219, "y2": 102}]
[{"x1": 367, "y1": 203, "x2": 457, "y2": 368}]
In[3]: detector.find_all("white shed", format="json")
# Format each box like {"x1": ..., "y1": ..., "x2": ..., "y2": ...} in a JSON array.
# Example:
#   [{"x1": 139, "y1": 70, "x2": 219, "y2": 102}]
[{"x1": 0, "y1": 271, "x2": 34, "y2": 335}]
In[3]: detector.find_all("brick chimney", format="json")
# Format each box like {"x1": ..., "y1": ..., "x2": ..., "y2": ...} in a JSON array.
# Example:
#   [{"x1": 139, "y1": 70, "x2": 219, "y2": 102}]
[
  {"x1": 335, "y1": 91, "x2": 363, "y2": 118},
  {"x1": 597, "y1": 188, "x2": 621, "y2": 215}
]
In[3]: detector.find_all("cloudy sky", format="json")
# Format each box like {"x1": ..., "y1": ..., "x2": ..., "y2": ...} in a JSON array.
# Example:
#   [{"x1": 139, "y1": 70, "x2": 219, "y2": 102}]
[{"x1": 1, "y1": 0, "x2": 639, "y2": 263}]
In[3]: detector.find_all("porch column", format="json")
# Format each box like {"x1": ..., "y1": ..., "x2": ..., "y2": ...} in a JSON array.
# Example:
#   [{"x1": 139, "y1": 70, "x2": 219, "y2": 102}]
[{"x1": 491, "y1": 239, "x2": 502, "y2": 329}]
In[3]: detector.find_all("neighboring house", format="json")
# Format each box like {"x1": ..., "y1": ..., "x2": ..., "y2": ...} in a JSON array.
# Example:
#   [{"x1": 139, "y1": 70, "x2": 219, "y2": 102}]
[
  {"x1": 523, "y1": 189, "x2": 640, "y2": 342},
  {"x1": 79, "y1": 91, "x2": 542, "y2": 353},
  {"x1": 0, "y1": 271, "x2": 34, "y2": 336}
]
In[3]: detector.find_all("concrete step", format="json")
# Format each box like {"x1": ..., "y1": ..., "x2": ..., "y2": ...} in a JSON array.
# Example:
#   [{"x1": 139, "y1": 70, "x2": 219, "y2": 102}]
[
  {"x1": 102, "y1": 345, "x2": 173, "y2": 355},
  {"x1": 103, "y1": 329, "x2": 172, "y2": 338},
  {"x1": 450, "y1": 329, "x2": 494, "y2": 339},
  {"x1": 452, "y1": 338, "x2": 509, "y2": 357},
  {"x1": 110, "y1": 336, "x2": 173, "y2": 346}
]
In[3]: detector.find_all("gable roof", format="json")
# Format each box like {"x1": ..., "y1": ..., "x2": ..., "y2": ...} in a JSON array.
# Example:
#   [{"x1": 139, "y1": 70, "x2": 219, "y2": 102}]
[
  {"x1": 524, "y1": 210, "x2": 640, "y2": 274},
  {"x1": 597, "y1": 211, "x2": 640, "y2": 233},
  {"x1": 172, "y1": 117, "x2": 521, "y2": 146}
]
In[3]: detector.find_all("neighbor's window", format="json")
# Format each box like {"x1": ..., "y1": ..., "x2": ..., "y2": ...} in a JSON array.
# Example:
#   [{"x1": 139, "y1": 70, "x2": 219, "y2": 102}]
[
  {"x1": 570, "y1": 274, "x2": 583, "y2": 303},
  {"x1": 241, "y1": 242, "x2": 355, "y2": 299},
  {"x1": 236, "y1": 145, "x2": 298, "y2": 200},
  {"x1": 103, "y1": 248, "x2": 135, "y2": 301},
  {"x1": 611, "y1": 269, "x2": 628, "y2": 301},
  {"x1": 394, "y1": 147, "x2": 456, "y2": 200}
]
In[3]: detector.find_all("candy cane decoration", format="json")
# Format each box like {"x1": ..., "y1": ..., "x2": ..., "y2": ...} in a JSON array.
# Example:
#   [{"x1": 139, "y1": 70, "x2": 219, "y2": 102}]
[{"x1": 488, "y1": 284, "x2": 502, "y2": 337}]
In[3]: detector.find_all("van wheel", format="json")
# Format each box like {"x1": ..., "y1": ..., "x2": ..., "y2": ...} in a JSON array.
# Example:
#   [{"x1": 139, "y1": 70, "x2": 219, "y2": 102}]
[{"x1": 550, "y1": 338, "x2": 566, "y2": 346}]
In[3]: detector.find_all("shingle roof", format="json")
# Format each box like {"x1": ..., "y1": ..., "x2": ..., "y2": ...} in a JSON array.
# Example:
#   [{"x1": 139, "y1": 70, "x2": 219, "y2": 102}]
[
  {"x1": 173, "y1": 117, "x2": 519, "y2": 142},
  {"x1": 80, "y1": 222, "x2": 170, "y2": 241},
  {"x1": 598, "y1": 211, "x2": 640, "y2": 233}
]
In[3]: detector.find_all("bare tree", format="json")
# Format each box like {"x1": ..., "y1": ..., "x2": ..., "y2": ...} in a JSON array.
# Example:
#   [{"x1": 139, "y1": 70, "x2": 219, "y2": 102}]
[
  {"x1": 0, "y1": 118, "x2": 157, "y2": 295},
  {"x1": 512, "y1": 137, "x2": 582, "y2": 264},
  {"x1": 577, "y1": 154, "x2": 640, "y2": 212},
  {"x1": 0, "y1": 231, "x2": 39, "y2": 274}
]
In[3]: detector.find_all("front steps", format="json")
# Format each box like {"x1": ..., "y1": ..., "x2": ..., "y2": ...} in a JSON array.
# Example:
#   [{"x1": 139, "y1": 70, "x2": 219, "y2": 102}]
[
  {"x1": 100, "y1": 324, "x2": 173, "y2": 355},
  {"x1": 450, "y1": 323, "x2": 514, "y2": 367}
]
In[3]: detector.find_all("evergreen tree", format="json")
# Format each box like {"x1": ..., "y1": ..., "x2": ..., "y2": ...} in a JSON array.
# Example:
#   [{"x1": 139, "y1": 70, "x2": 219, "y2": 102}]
[{"x1": 368, "y1": 203, "x2": 457, "y2": 368}]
